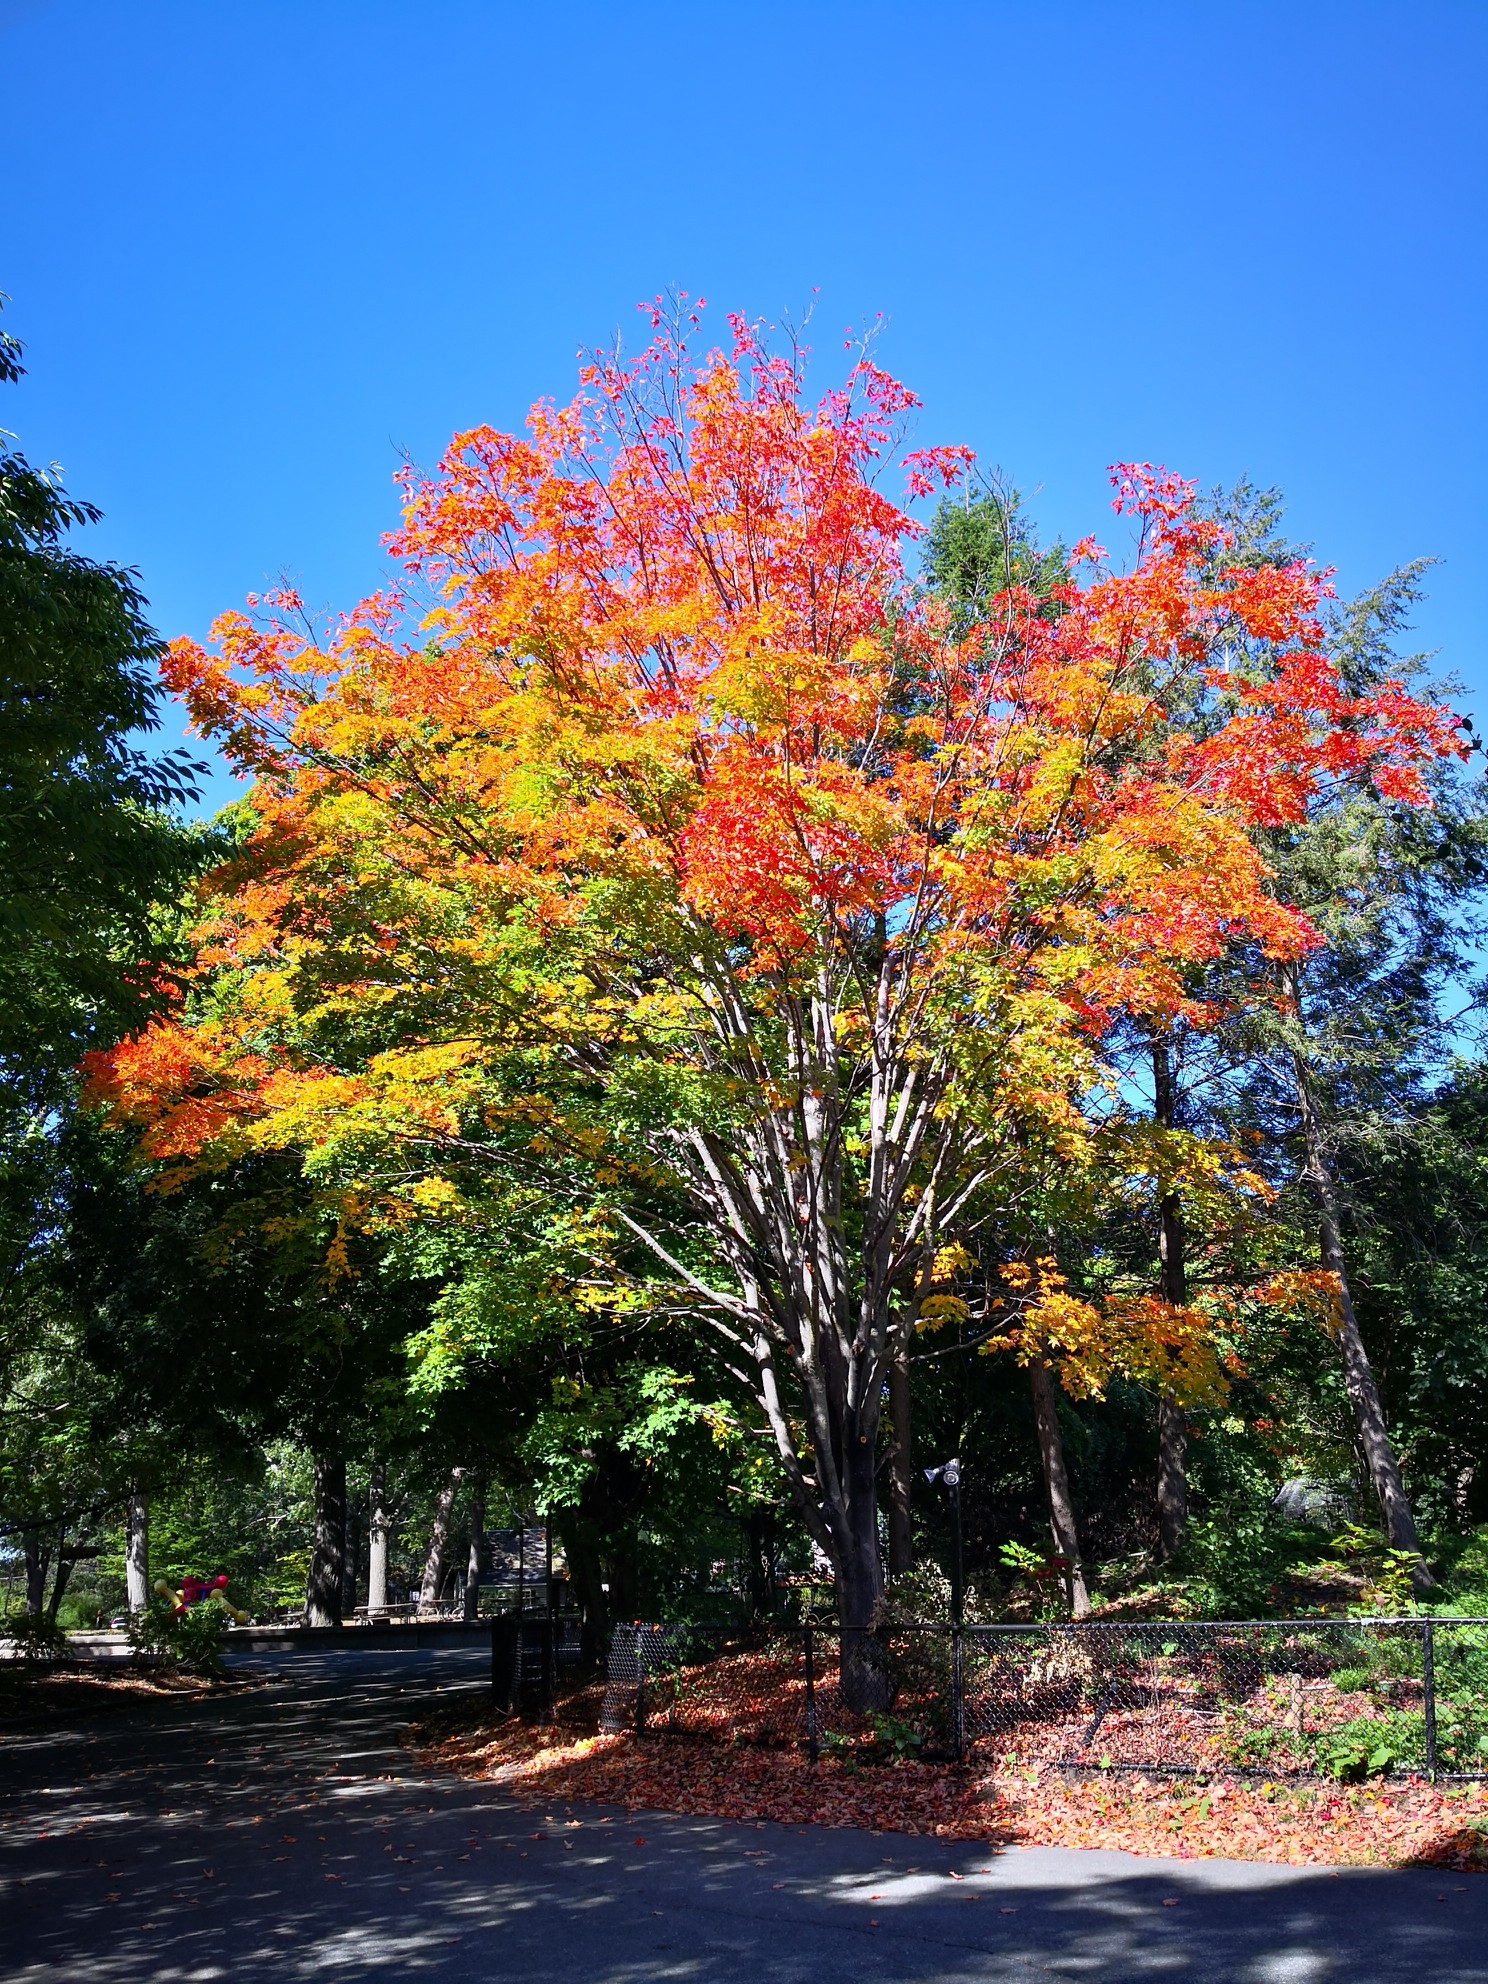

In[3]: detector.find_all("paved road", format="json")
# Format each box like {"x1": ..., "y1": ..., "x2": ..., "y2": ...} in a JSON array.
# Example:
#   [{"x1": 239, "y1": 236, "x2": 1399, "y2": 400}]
[{"x1": 2, "y1": 1642, "x2": 1486, "y2": 1982}]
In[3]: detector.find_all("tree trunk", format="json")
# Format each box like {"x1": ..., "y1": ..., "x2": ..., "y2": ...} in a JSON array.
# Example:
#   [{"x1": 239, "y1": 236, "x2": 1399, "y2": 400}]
[
  {"x1": 837, "y1": 1428, "x2": 890, "y2": 1709},
  {"x1": 419, "y1": 1467, "x2": 462, "y2": 1611},
  {"x1": 47, "y1": 1530, "x2": 77, "y2": 1624},
  {"x1": 1152, "y1": 1038, "x2": 1189, "y2": 1561},
  {"x1": 343, "y1": 1497, "x2": 359, "y2": 1617},
  {"x1": 1289, "y1": 1030, "x2": 1430, "y2": 1586},
  {"x1": 744, "y1": 1509, "x2": 777, "y2": 1621},
  {"x1": 23, "y1": 1531, "x2": 49, "y2": 1617},
  {"x1": 463, "y1": 1478, "x2": 485, "y2": 1622},
  {"x1": 1028, "y1": 1354, "x2": 1091, "y2": 1616},
  {"x1": 559, "y1": 1515, "x2": 608, "y2": 1668},
  {"x1": 887, "y1": 1345, "x2": 914, "y2": 1576},
  {"x1": 306, "y1": 1450, "x2": 347, "y2": 1627},
  {"x1": 1157, "y1": 1398, "x2": 1188, "y2": 1562},
  {"x1": 125, "y1": 1490, "x2": 150, "y2": 1612},
  {"x1": 367, "y1": 1461, "x2": 389, "y2": 1612}
]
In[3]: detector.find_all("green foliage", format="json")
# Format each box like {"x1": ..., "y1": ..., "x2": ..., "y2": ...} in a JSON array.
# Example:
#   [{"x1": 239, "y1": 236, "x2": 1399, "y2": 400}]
[
  {"x1": 127, "y1": 1596, "x2": 227, "y2": 1677},
  {"x1": 880, "y1": 1561, "x2": 1004, "y2": 1626},
  {"x1": 866, "y1": 1710, "x2": 926, "y2": 1763},
  {"x1": 1328, "y1": 1528, "x2": 1423, "y2": 1615},
  {"x1": 0, "y1": 302, "x2": 203, "y2": 1096},
  {"x1": 1, "y1": 1609, "x2": 71, "y2": 1664},
  {"x1": 1309, "y1": 1713, "x2": 1417, "y2": 1782},
  {"x1": 1180, "y1": 1507, "x2": 1326, "y2": 1618},
  {"x1": 921, "y1": 485, "x2": 1067, "y2": 626}
]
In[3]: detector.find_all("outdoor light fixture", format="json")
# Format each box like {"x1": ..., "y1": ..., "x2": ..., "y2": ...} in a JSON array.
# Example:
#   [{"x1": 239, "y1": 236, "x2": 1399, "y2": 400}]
[{"x1": 923, "y1": 1458, "x2": 964, "y2": 1629}]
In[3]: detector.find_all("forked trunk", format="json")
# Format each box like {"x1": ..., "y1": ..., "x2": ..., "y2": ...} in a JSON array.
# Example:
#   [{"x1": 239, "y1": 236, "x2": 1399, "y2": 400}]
[
  {"x1": 125, "y1": 1491, "x2": 150, "y2": 1612},
  {"x1": 1028, "y1": 1354, "x2": 1091, "y2": 1616},
  {"x1": 306, "y1": 1450, "x2": 347, "y2": 1627},
  {"x1": 419, "y1": 1467, "x2": 462, "y2": 1611}
]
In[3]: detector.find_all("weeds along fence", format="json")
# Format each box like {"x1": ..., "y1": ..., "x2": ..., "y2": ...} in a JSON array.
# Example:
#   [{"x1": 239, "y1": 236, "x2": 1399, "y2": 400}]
[{"x1": 491, "y1": 1614, "x2": 1488, "y2": 1782}]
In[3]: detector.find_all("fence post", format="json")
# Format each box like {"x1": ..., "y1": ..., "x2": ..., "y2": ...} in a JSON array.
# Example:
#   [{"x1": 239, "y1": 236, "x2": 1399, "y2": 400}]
[
  {"x1": 1422, "y1": 1619, "x2": 1438, "y2": 1781},
  {"x1": 634, "y1": 1623, "x2": 647, "y2": 1736},
  {"x1": 803, "y1": 1618, "x2": 819, "y2": 1764},
  {"x1": 951, "y1": 1623, "x2": 965, "y2": 1764},
  {"x1": 542, "y1": 1601, "x2": 556, "y2": 1724}
]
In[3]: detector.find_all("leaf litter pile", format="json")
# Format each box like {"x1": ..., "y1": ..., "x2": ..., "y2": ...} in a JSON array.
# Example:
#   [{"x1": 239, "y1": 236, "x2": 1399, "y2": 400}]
[{"x1": 418, "y1": 1712, "x2": 1488, "y2": 1871}]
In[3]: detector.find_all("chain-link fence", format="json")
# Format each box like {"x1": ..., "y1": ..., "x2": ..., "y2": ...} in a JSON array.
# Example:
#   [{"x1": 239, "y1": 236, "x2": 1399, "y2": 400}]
[{"x1": 494, "y1": 1613, "x2": 1488, "y2": 1781}]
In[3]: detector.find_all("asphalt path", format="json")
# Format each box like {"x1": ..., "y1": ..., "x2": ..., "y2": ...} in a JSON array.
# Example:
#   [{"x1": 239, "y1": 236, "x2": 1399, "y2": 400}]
[{"x1": 1, "y1": 1641, "x2": 1486, "y2": 1982}]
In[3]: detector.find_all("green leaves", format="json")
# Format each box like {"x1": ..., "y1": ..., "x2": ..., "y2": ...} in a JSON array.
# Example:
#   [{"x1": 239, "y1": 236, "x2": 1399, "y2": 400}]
[{"x1": 0, "y1": 302, "x2": 204, "y2": 1099}]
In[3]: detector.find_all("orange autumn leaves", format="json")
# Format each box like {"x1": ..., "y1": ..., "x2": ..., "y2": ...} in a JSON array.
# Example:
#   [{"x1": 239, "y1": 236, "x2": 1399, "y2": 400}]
[{"x1": 85, "y1": 306, "x2": 1463, "y2": 1378}]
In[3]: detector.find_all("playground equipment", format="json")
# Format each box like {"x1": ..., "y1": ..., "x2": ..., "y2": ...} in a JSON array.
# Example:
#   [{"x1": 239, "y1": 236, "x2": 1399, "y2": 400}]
[{"x1": 153, "y1": 1573, "x2": 248, "y2": 1626}]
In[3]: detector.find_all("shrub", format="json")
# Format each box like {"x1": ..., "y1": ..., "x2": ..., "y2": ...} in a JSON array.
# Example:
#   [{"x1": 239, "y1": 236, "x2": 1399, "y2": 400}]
[
  {"x1": 128, "y1": 1598, "x2": 227, "y2": 1677},
  {"x1": 1309, "y1": 1712, "x2": 1418, "y2": 1781},
  {"x1": 1, "y1": 1612, "x2": 71, "y2": 1666}
]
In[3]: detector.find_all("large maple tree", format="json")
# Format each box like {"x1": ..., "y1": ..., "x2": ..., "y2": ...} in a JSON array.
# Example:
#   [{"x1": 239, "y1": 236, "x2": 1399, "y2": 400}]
[{"x1": 88, "y1": 304, "x2": 1461, "y2": 1667}]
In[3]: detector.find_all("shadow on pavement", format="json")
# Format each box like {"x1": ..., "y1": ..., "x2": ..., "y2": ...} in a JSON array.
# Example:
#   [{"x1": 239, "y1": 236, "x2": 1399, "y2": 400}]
[{"x1": 1, "y1": 1642, "x2": 1485, "y2": 1983}]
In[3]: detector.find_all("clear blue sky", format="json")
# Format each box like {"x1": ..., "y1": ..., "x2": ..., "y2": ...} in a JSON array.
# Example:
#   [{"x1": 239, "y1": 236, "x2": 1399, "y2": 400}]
[{"x1": 4, "y1": 1, "x2": 1484, "y2": 808}]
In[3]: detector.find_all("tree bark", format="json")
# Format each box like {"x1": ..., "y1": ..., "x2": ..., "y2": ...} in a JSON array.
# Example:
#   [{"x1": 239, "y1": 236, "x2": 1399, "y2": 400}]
[
  {"x1": 887, "y1": 1345, "x2": 914, "y2": 1576},
  {"x1": 306, "y1": 1450, "x2": 347, "y2": 1627},
  {"x1": 343, "y1": 1497, "x2": 359, "y2": 1617},
  {"x1": 1289, "y1": 1025, "x2": 1430, "y2": 1585},
  {"x1": 367, "y1": 1461, "x2": 389, "y2": 1612},
  {"x1": 559, "y1": 1515, "x2": 608, "y2": 1668},
  {"x1": 23, "y1": 1530, "x2": 48, "y2": 1617},
  {"x1": 1152, "y1": 1038, "x2": 1189, "y2": 1561},
  {"x1": 125, "y1": 1490, "x2": 150, "y2": 1612},
  {"x1": 463, "y1": 1478, "x2": 486, "y2": 1622},
  {"x1": 744, "y1": 1509, "x2": 777, "y2": 1621},
  {"x1": 837, "y1": 1430, "x2": 891, "y2": 1709},
  {"x1": 46, "y1": 1530, "x2": 78, "y2": 1624},
  {"x1": 1028, "y1": 1354, "x2": 1091, "y2": 1616},
  {"x1": 1157, "y1": 1397, "x2": 1188, "y2": 1562},
  {"x1": 419, "y1": 1467, "x2": 462, "y2": 1611}
]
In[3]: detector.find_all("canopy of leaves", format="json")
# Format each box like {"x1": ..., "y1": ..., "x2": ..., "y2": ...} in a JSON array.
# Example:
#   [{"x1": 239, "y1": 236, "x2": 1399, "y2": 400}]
[{"x1": 0, "y1": 307, "x2": 202, "y2": 1100}]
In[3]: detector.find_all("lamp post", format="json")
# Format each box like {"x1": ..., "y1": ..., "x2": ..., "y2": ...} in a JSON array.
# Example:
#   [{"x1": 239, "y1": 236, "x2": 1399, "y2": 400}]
[
  {"x1": 924, "y1": 1458, "x2": 963, "y2": 1628},
  {"x1": 925, "y1": 1458, "x2": 965, "y2": 1760}
]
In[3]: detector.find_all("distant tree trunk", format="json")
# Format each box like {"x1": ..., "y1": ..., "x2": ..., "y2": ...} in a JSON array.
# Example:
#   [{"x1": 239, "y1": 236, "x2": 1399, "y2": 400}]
[
  {"x1": 23, "y1": 1531, "x2": 49, "y2": 1617},
  {"x1": 463, "y1": 1478, "x2": 485, "y2": 1621},
  {"x1": 743, "y1": 1508, "x2": 778, "y2": 1621},
  {"x1": 419, "y1": 1467, "x2": 462, "y2": 1611},
  {"x1": 367, "y1": 1461, "x2": 389, "y2": 1612},
  {"x1": 1028, "y1": 1354, "x2": 1091, "y2": 1616},
  {"x1": 559, "y1": 1515, "x2": 608, "y2": 1667},
  {"x1": 125, "y1": 1491, "x2": 150, "y2": 1612},
  {"x1": 306, "y1": 1450, "x2": 347, "y2": 1627},
  {"x1": 1286, "y1": 990, "x2": 1430, "y2": 1587},
  {"x1": 1152, "y1": 1037, "x2": 1190, "y2": 1562},
  {"x1": 344, "y1": 1496, "x2": 360, "y2": 1617},
  {"x1": 47, "y1": 1529, "x2": 78, "y2": 1624},
  {"x1": 887, "y1": 1345, "x2": 915, "y2": 1576}
]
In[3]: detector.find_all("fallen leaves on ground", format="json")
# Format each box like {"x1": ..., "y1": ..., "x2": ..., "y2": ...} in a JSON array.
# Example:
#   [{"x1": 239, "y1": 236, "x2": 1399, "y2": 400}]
[
  {"x1": 0, "y1": 1669, "x2": 247, "y2": 1732},
  {"x1": 418, "y1": 1715, "x2": 1488, "y2": 1871}
]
